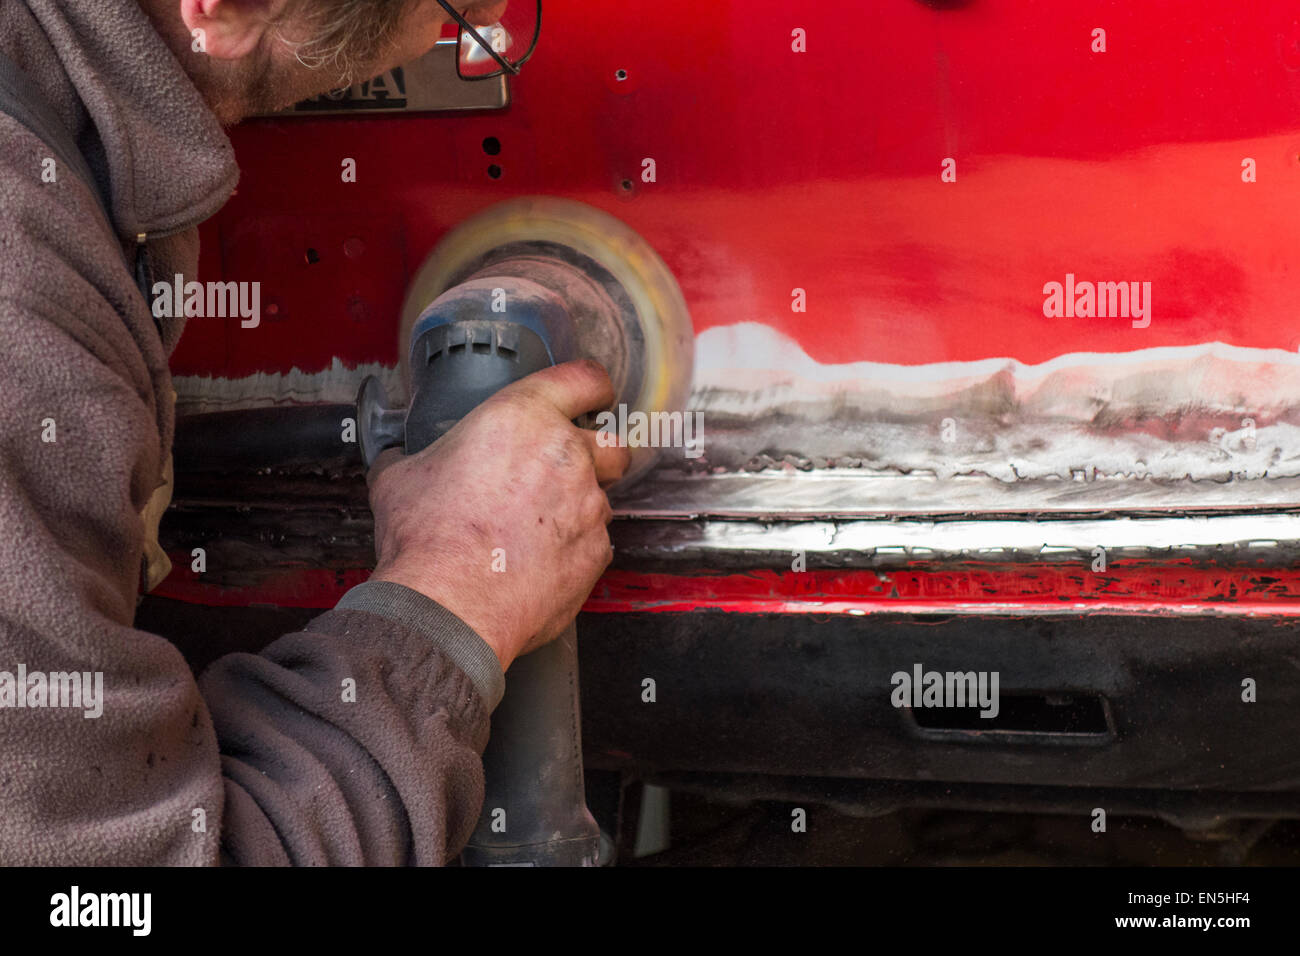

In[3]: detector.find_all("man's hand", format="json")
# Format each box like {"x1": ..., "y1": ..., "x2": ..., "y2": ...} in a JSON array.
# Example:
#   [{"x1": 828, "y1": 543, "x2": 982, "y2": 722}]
[{"x1": 366, "y1": 360, "x2": 630, "y2": 671}]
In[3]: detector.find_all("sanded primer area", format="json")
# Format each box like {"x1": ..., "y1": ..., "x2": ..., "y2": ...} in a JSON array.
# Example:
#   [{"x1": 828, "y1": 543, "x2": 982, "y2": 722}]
[{"x1": 173, "y1": 323, "x2": 1300, "y2": 517}]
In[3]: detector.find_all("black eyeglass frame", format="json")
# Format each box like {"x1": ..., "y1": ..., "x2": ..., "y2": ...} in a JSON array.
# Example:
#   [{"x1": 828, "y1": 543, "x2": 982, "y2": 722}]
[{"x1": 434, "y1": 0, "x2": 542, "y2": 80}]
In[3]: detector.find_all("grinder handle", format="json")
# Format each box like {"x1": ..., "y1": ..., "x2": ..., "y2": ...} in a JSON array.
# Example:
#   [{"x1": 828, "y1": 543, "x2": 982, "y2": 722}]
[
  {"x1": 365, "y1": 306, "x2": 601, "y2": 867},
  {"x1": 461, "y1": 621, "x2": 600, "y2": 866}
]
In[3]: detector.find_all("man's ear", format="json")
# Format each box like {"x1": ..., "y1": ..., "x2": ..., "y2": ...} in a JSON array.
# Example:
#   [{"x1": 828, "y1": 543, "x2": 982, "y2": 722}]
[
  {"x1": 462, "y1": 1, "x2": 509, "y2": 27},
  {"x1": 179, "y1": 0, "x2": 289, "y2": 60}
]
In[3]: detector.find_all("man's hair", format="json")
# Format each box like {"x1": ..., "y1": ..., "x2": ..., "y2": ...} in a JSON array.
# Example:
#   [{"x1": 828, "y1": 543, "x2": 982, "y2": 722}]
[{"x1": 278, "y1": 0, "x2": 420, "y2": 81}]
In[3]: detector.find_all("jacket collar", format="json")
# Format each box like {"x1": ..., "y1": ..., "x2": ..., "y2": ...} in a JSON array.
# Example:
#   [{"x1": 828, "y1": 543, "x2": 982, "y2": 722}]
[{"x1": 23, "y1": 0, "x2": 239, "y2": 240}]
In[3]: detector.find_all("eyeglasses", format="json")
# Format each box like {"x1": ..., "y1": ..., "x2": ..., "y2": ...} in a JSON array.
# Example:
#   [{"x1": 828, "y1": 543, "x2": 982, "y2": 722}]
[{"x1": 435, "y1": 0, "x2": 541, "y2": 81}]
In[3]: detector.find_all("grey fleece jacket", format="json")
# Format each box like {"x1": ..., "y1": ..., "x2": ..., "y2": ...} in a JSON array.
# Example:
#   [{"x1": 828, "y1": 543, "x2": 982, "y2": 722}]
[{"x1": 0, "y1": 0, "x2": 504, "y2": 864}]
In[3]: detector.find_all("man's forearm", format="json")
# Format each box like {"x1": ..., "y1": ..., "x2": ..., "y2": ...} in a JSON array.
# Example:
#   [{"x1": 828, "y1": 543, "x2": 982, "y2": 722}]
[{"x1": 201, "y1": 585, "x2": 501, "y2": 865}]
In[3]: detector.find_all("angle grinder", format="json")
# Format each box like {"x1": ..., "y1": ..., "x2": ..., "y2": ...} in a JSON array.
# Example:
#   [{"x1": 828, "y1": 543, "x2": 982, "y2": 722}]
[{"x1": 356, "y1": 197, "x2": 693, "y2": 865}]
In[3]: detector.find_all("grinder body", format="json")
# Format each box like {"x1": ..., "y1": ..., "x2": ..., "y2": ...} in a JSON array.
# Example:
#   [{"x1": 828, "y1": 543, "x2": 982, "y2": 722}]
[
  {"x1": 358, "y1": 268, "x2": 600, "y2": 867},
  {"x1": 357, "y1": 199, "x2": 694, "y2": 868}
]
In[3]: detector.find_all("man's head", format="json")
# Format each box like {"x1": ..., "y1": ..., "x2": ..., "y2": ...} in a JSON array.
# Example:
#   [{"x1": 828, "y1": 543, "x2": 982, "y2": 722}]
[{"x1": 144, "y1": 0, "x2": 508, "y2": 123}]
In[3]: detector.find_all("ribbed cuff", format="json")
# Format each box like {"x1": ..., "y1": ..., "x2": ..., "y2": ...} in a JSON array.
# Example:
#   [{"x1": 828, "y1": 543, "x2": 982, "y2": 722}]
[{"x1": 336, "y1": 580, "x2": 505, "y2": 712}]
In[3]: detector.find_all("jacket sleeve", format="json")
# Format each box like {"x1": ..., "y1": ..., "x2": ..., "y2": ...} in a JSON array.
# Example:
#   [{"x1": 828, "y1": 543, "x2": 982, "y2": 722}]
[
  {"x1": 0, "y1": 290, "x2": 503, "y2": 865},
  {"x1": 0, "y1": 126, "x2": 502, "y2": 866},
  {"x1": 202, "y1": 583, "x2": 504, "y2": 865}
]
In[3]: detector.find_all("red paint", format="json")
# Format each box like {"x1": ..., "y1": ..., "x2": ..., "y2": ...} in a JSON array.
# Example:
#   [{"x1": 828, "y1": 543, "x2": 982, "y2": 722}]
[
  {"x1": 180, "y1": 0, "x2": 1300, "y2": 379},
  {"x1": 581, "y1": 565, "x2": 1300, "y2": 615},
  {"x1": 158, "y1": 566, "x2": 374, "y2": 609},
  {"x1": 154, "y1": 560, "x2": 1300, "y2": 616},
  {"x1": 169, "y1": 1, "x2": 1300, "y2": 614}
]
